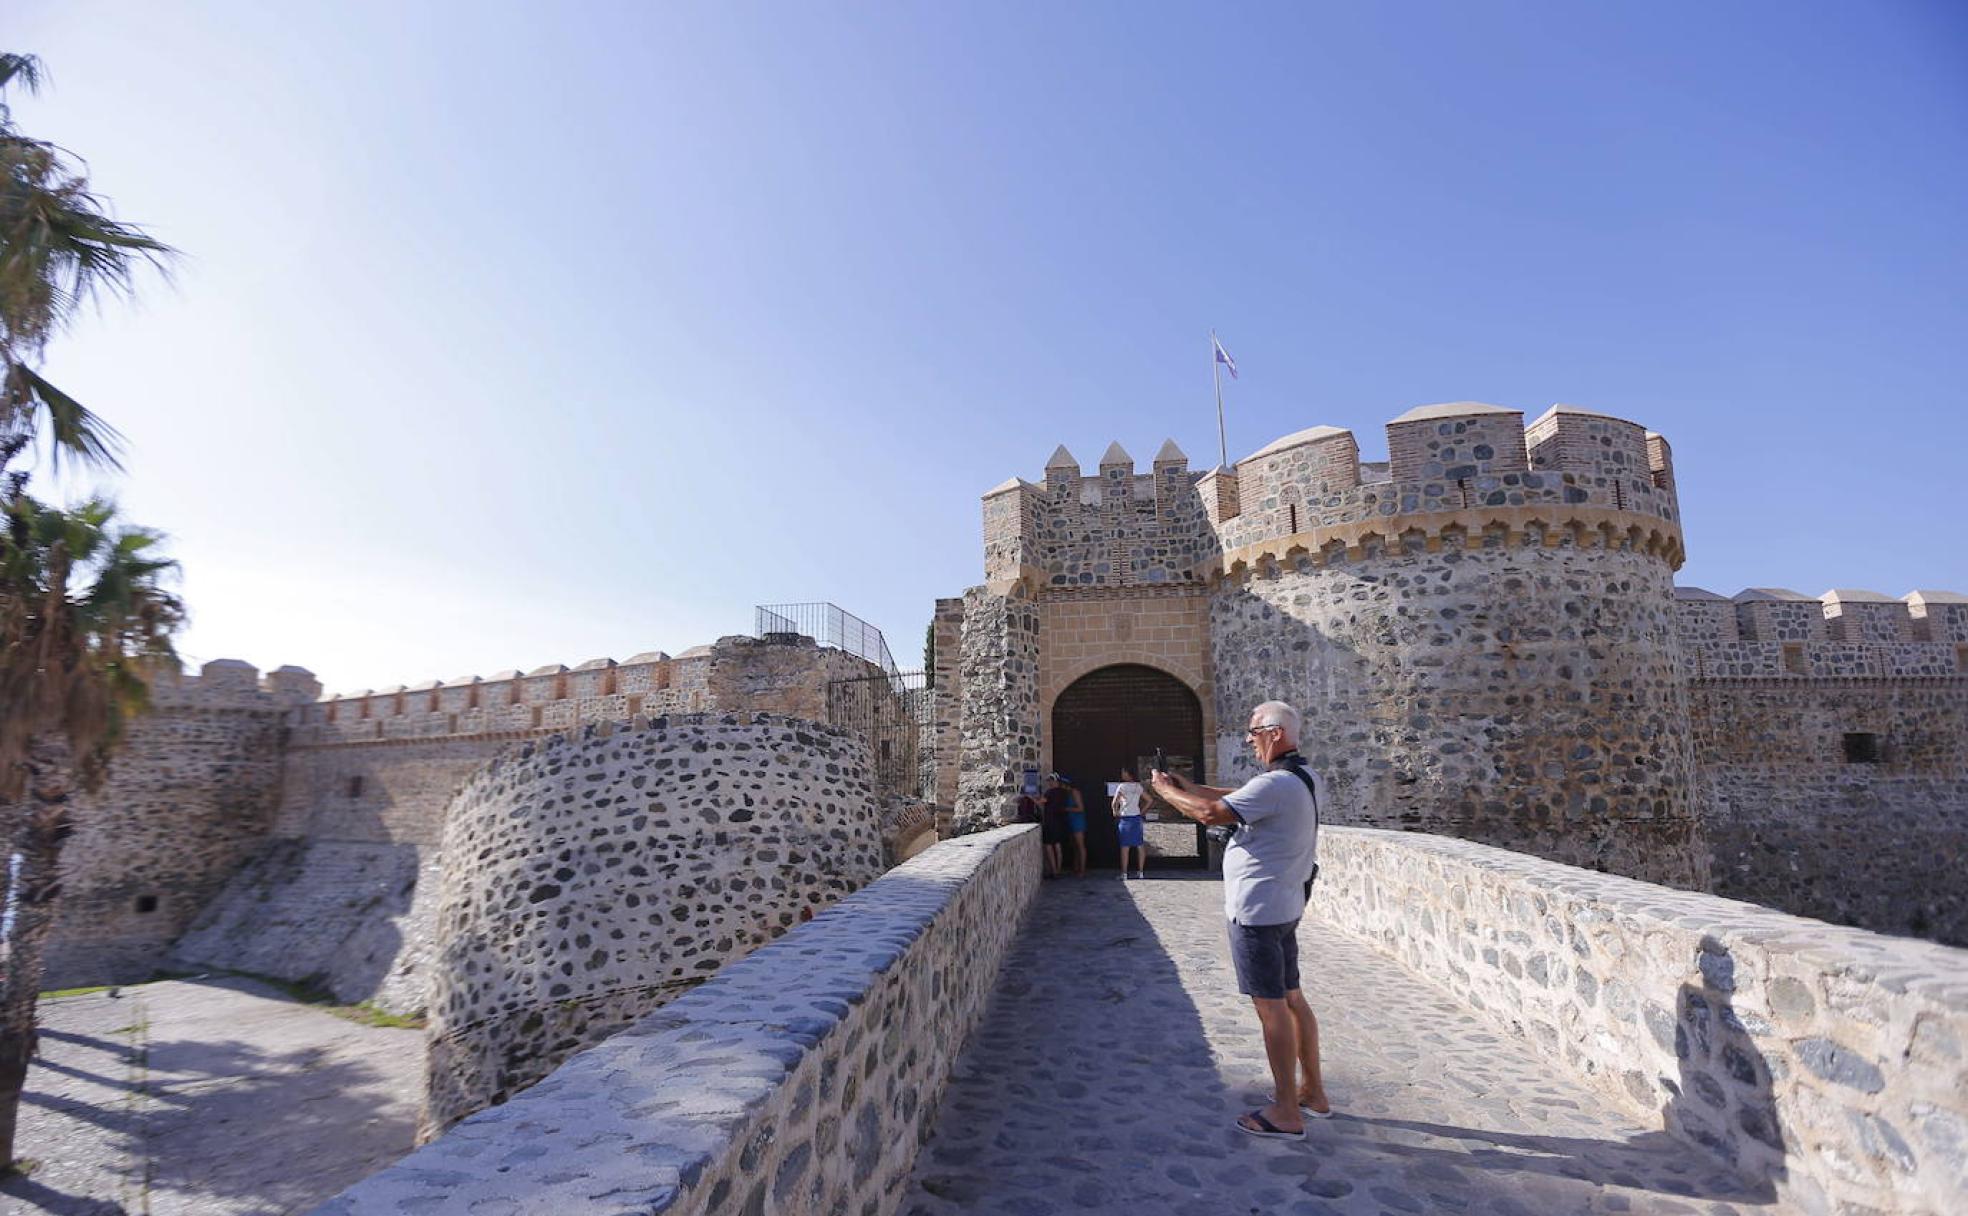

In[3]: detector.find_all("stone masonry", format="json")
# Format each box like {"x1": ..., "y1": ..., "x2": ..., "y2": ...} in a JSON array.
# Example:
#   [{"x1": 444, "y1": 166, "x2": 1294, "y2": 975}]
[
  {"x1": 417, "y1": 711, "x2": 887, "y2": 1136},
  {"x1": 45, "y1": 632, "x2": 911, "y2": 1016},
  {"x1": 318, "y1": 826, "x2": 1040, "y2": 1216},
  {"x1": 953, "y1": 402, "x2": 1968, "y2": 941}
]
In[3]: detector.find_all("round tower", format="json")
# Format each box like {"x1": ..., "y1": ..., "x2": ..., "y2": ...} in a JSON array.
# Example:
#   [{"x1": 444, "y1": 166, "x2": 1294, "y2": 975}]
[{"x1": 1207, "y1": 403, "x2": 1702, "y2": 885}]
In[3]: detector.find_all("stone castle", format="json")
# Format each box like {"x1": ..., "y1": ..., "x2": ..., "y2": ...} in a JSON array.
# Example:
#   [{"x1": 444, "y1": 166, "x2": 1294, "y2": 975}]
[
  {"x1": 23, "y1": 399, "x2": 1968, "y2": 1172},
  {"x1": 938, "y1": 402, "x2": 1967, "y2": 936}
]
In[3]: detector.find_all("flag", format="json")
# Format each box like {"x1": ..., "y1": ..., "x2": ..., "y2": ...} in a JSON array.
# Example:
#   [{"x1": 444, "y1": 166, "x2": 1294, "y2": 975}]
[{"x1": 1213, "y1": 334, "x2": 1238, "y2": 379}]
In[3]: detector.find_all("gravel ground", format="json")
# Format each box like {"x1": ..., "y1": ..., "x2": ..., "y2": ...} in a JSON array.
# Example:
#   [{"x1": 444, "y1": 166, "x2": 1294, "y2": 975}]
[{"x1": 1, "y1": 974, "x2": 420, "y2": 1216}]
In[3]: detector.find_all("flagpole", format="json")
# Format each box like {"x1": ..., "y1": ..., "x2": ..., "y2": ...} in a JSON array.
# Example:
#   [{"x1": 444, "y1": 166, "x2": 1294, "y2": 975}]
[{"x1": 1212, "y1": 329, "x2": 1228, "y2": 470}]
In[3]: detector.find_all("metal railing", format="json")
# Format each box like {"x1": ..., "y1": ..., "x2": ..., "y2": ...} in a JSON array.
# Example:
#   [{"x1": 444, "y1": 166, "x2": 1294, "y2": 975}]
[
  {"x1": 754, "y1": 603, "x2": 898, "y2": 675},
  {"x1": 827, "y1": 668, "x2": 935, "y2": 799}
]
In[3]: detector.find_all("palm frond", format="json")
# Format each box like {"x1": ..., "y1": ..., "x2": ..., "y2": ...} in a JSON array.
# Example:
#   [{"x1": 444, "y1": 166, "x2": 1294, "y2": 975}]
[{"x1": 1, "y1": 362, "x2": 125, "y2": 471}]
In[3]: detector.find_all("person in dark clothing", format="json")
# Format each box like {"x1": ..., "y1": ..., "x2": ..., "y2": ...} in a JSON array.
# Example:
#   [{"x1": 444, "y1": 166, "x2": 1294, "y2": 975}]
[{"x1": 1040, "y1": 774, "x2": 1074, "y2": 878}]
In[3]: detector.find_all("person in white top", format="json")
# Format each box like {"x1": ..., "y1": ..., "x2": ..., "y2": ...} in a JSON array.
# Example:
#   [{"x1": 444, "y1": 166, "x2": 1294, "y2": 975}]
[{"x1": 1111, "y1": 768, "x2": 1147, "y2": 879}]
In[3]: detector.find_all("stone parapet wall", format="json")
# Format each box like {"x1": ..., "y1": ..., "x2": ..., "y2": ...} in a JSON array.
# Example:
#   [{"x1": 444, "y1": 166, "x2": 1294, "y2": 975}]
[
  {"x1": 1314, "y1": 826, "x2": 1968, "y2": 1214},
  {"x1": 318, "y1": 826, "x2": 1041, "y2": 1216},
  {"x1": 1215, "y1": 403, "x2": 1679, "y2": 559},
  {"x1": 1674, "y1": 587, "x2": 1968, "y2": 677},
  {"x1": 417, "y1": 712, "x2": 888, "y2": 1136},
  {"x1": 984, "y1": 443, "x2": 1217, "y2": 590},
  {"x1": 289, "y1": 651, "x2": 714, "y2": 745}
]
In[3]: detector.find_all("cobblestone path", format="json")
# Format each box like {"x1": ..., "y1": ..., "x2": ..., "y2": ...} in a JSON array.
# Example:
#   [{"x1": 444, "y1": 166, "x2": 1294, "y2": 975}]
[
  {"x1": 1, "y1": 975, "x2": 419, "y2": 1216},
  {"x1": 902, "y1": 873, "x2": 1783, "y2": 1216}
]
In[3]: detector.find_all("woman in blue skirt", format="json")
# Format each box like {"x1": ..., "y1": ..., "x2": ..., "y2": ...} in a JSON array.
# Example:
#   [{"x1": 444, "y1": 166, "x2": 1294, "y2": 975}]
[{"x1": 1112, "y1": 767, "x2": 1146, "y2": 879}]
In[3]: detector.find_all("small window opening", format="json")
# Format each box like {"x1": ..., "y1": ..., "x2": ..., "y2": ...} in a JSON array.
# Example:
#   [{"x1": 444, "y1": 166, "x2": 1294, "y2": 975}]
[
  {"x1": 1613, "y1": 480, "x2": 1626, "y2": 510},
  {"x1": 1457, "y1": 478, "x2": 1471, "y2": 508},
  {"x1": 1781, "y1": 644, "x2": 1807, "y2": 675},
  {"x1": 1956, "y1": 644, "x2": 1968, "y2": 674},
  {"x1": 134, "y1": 895, "x2": 159, "y2": 914},
  {"x1": 348, "y1": 775, "x2": 365, "y2": 798},
  {"x1": 1842, "y1": 733, "x2": 1882, "y2": 764},
  {"x1": 1287, "y1": 503, "x2": 1299, "y2": 533}
]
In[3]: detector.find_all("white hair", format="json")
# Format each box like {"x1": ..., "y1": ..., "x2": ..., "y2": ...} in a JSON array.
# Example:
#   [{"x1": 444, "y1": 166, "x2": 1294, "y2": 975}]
[{"x1": 1251, "y1": 700, "x2": 1301, "y2": 746}]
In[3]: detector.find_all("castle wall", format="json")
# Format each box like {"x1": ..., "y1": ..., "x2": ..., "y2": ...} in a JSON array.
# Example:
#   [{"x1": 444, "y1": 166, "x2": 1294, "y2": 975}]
[
  {"x1": 417, "y1": 712, "x2": 887, "y2": 1136},
  {"x1": 320, "y1": 826, "x2": 1040, "y2": 1216},
  {"x1": 47, "y1": 634, "x2": 895, "y2": 1016},
  {"x1": 1676, "y1": 589, "x2": 1968, "y2": 945},
  {"x1": 36, "y1": 661, "x2": 315, "y2": 989},
  {"x1": 1212, "y1": 538, "x2": 1703, "y2": 885},
  {"x1": 953, "y1": 587, "x2": 1039, "y2": 833}
]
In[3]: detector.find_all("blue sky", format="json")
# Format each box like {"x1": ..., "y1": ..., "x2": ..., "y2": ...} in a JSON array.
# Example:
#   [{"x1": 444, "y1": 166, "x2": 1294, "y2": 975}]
[{"x1": 13, "y1": 1, "x2": 1967, "y2": 693}]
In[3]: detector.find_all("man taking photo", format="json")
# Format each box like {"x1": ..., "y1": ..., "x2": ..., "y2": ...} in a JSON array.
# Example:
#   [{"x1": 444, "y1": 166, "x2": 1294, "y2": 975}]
[{"x1": 1151, "y1": 699, "x2": 1330, "y2": 1139}]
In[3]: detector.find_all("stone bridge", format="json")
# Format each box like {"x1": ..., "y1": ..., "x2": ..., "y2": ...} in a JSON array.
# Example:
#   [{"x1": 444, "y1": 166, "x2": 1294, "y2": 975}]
[{"x1": 322, "y1": 826, "x2": 1968, "y2": 1216}]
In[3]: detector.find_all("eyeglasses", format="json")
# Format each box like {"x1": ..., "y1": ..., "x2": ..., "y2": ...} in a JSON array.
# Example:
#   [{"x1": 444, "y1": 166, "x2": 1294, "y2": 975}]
[{"x1": 1244, "y1": 725, "x2": 1282, "y2": 740}]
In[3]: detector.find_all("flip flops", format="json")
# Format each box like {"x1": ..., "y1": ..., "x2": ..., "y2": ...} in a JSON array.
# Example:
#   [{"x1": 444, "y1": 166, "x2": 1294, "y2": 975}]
[
  {"x1": 1299, "y1": 1102, "x2": 1335, "y2": 1120},
  {"x1": 1235, "y1": 1109, "x2": 1305, "y2": 1140}
]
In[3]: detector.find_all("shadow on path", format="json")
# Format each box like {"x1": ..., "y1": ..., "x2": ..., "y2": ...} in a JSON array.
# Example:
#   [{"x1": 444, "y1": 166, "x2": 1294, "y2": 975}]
[
  {"x1": 901, "y1": 874, "x2": 1782, "y2": 1216},
  {"x1": 3, "y1": 977, "x2": 419, "y2": 1216}
]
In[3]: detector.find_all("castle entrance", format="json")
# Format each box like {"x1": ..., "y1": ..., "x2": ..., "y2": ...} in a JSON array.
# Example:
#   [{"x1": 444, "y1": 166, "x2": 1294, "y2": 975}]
[{"x1": 1050, "y1": 664, "x2": 1207, "y2": 870}]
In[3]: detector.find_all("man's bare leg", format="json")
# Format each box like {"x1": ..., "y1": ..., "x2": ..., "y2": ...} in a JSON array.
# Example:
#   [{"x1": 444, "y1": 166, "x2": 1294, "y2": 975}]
[
  {"x1": 1285, "y1": 989, "x2": 1329, "y2": 1114},
  {"x1": 1248, "y1": 997, "x2": 1305, "y2": 1132}
]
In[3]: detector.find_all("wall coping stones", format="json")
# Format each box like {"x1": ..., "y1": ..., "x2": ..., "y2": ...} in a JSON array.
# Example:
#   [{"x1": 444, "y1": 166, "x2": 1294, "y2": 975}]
[
  {"x1": 1391, "y1": 400, "x2": 1519, "y2": 423},
  {"x1": 315, "y1": 824, "x2": 1040, "y2": 1216},
  {"x1": 1243, "y1": 424, "x2": 1351, "y2": 461},
  {"x1": 1314, "y1": 826, "x2": 1968, "y2": 1213},
  {"x1": 1823, "y1": 588, "x2": 1898, "y2": 604}
]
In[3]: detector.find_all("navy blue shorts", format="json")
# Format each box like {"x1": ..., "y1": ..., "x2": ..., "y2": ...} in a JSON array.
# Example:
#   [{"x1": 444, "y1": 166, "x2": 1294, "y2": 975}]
[{"x1": 1228, "y1": 918, "x2": 1301, "y2": 999}]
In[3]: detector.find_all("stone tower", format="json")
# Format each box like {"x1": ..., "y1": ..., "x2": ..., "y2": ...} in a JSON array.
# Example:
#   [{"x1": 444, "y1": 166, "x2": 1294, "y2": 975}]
[{"x1": 948, "y1": 401, "x2": 1704, "y2": 887}]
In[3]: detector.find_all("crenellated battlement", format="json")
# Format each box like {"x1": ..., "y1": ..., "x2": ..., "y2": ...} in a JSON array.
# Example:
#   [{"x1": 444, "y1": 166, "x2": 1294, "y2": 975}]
[
  {"x1": 290, "y1": 647, "x2": 714, "y2": 745},
  {"x1": 148, "y1": 658, "x2": 322, "y2": 709},
  {"x1": 989, "y1": 401, "x2": 1684, "y2": 590},
  {"x1": 1674, "y1": 586, "x2": 1968, "y2": 678}
]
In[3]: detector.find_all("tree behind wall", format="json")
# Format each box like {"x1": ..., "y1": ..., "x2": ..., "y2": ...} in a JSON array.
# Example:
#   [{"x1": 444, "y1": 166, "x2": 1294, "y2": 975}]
[{"x1": 0, "y1": 496, "x2": 182, "y2": 1166}]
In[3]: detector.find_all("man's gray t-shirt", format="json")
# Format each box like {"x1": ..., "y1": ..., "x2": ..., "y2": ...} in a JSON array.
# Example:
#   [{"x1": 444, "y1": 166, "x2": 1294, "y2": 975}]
[{"x1": 1220, "y1": 766, "x2": 1321, "y2": 926}]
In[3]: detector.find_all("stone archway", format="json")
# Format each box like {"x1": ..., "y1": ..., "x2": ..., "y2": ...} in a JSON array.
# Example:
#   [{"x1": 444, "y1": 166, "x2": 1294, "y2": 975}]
[{"x1": 1049, "y1": 664, "x2": 1207, "y2": 870}]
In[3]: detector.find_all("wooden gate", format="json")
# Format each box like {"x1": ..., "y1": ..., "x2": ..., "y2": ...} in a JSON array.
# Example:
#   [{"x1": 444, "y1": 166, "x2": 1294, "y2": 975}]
[{"x1": 1050, "y1": 664, "x2": 1206, "y2": 869}]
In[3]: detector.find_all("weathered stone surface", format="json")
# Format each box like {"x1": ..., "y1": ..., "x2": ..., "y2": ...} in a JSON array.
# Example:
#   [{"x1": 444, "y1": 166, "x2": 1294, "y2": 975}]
[
  {"x1": 1211, "y1": 543, "x2": 1702, "y2": 886},
  {"x1": 416, "y1": 711, "x2": 888, "y2": 1136},
  {"x1": 1314, "y1": 825, "x2": 1968, "y2": 1214},
  {"x1": 315, "y1": 825, "x2": 1039, "y2": 1216}
]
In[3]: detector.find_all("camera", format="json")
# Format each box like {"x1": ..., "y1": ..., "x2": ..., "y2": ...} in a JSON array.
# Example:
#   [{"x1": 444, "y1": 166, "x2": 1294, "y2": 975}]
[{"x1": 1152, "y1": 746, "x2": 1166, "y2": 776}]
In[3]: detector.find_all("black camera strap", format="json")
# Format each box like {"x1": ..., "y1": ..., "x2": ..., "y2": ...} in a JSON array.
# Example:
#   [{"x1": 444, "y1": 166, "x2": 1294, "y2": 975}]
[{"x1": 1272, "y1": 752, "x2": 1322, "y2": 897}]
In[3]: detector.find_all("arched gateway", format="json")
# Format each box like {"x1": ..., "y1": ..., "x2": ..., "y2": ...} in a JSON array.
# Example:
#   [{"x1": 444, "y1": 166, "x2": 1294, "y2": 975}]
[{"x1": 1049, "y1": 663, "x2": 1206, "y2": 870}]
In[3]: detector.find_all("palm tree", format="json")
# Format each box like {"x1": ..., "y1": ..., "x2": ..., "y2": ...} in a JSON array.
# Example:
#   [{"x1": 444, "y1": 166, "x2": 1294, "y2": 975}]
[
  {"x1": 1, "y1": 52, "x2": 174, "y2": 476},
  {"x1": 0, "y1": 493, "x2": 183, "y2": 1168}
]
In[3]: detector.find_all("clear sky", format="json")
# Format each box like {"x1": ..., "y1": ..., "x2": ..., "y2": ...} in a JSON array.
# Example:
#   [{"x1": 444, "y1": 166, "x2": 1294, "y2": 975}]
[{"x1": 12, "y1": 1, "x2": 1967, "y2": 694}]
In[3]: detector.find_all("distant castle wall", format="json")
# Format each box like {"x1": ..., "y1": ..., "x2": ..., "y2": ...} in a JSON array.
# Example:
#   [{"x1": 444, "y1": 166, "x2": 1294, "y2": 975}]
[
  {"x1": 55, "y1": 634, "x2": 904, "y2": 1014},
  {"x1": 1675, "y1": 588, "x2": 1968, "y2": 944},
  {"x1": 38, "y1": 660, "x2": 318, "y2": 989}
]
